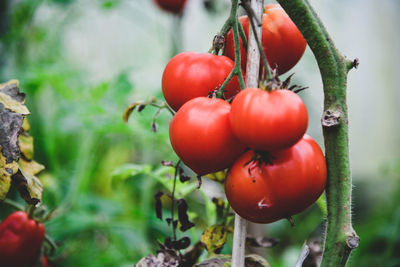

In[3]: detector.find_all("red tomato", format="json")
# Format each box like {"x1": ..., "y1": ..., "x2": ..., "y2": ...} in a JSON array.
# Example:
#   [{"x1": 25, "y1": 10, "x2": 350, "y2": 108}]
[
  {"x1": 169, "y1": 97, "x2": 246, "y2": 175},
  {"x1": 153, "y1": 0, "x2": 187, "y2": 14},
  {"x1": 225, "y1": 4, "x2": 306, "y2": 75},
  {"x1": 0, "y1": 211, "x2": 45, "y2": 267},
  {"x1": 230, "y1": 88, "x2": 308, "y2": 151},
  {"x1": 42, "y1": 256, "x2": 52, "y2": 267},
  {"x1": 162, "y1": 52, "x2": 242, "y2": 111},
  {"x1": 225, "y1": 135, "x2": 327, "y2": 223}
]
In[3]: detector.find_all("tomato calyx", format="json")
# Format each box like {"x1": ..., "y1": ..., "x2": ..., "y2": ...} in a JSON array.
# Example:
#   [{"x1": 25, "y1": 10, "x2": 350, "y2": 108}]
[
  {"x1": 243, "y1": 150, "x2": 275, "y2": 180},
  {"x1": 260, "y1": 70, "x2": 308, "y2": 93}
]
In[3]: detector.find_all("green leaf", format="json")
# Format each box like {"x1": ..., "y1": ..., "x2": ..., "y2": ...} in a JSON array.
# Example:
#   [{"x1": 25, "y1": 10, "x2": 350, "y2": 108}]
[
  {"x1": 111, "y1": 163, "x2": 152, "y2": 181},
  {"x1": 200, "y1": 224, "x2": 228, "y2": 253}
]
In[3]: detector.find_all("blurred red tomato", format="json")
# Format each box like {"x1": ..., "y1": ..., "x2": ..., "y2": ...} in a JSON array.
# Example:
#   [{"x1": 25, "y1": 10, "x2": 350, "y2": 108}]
[
  {"x1": 153, "y1": 0, "x2": 187, "y2": 14},
  {"x1": 225, "y1": 4, "x2": 306, "y2": 75},
  {"x1": 0, "y1": 211, "x2": 45, "y2": 267}
]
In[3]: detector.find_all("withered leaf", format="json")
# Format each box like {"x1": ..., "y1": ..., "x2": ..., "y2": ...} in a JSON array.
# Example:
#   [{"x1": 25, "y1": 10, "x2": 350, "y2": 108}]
[
  {"x1": 246, "y1": 236, "x2": 279, "y2": 248},
  {"x1": 165, "y1": 236, "x2": 191, "y2": 251},
  {"x1": 18, "y1": 134, "x2": 34, "y2": 160},
  {"x1": 11, "y1": 169, "x2": 42, "y2": 205},
  {"x1": 177, "y1": 199, "x2": 195, "y2": 232},
  {"x1": 0, "y1": 80, "x2": 29, "y2": 200},
  {"x1": 179, "y1": 167, "x2": 190, "y2": 183},
  {"x1": 154, "y1": 191, "x2": 164, "y2": 220},
  {"x1": 182, "y1": 241, "x2": 205, "y2": 267},
  {"x1": 200, "y1": 225, "x2": 228, "y2": 253},
  {"x1": 196, "y1": 254, "x2": 270, "y2": 267}
]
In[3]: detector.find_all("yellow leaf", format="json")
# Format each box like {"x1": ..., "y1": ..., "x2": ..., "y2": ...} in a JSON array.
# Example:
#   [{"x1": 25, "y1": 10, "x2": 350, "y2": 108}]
[
  {"x1": 0, "y1": 150, "x2": 19, "y2": 200},
  {"x1": 19, "y1": 135, "x2": 34, "y2": 160},
  {"x1": 22, "y1": 117, "x2": 31, "y2": 132},
  {"x1": 201, "y1": 224, "x2": 228, "y2": 253},
  {"x1": 18, "y1": 158, "x2": 45, "y2": 176},
  {"x1": 0, "y1": 80, "x2": 30, "y2": 115}
]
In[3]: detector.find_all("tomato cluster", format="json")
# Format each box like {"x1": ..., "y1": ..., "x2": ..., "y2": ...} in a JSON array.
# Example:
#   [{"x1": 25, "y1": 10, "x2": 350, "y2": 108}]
[
  {"x1": 0, "y1": 211, "x2": 46, "y2": 267},
  {"x1": 161, "y1": 4, "x2": 326, "y2": 224}
]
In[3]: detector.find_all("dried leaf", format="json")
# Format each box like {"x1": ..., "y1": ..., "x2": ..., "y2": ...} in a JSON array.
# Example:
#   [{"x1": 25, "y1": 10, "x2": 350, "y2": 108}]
[
  {"x1": 245, "y1": 254, "x2": 270, "y2": 267},
  {"x1": 165, "y1": 236, "x2": 191, "y2": 250},
  {"x1": 22, "y1": 117, "x2": 30, "y2": 132},
  {"x1": 154, "y1": 191, "x2": 164, "y2": 220},
  {"x1": 246, "y1": 236, "x2": 279, "y2": 248},
  {"x1": 200, "y1": 225, "x2": 228, "y2": 253},
  {"x1": 123, "y1": 102, "x2": 141, "y2": 124},
  {"x1": 0, "y1": 80, "x2": 29, "y2": 200},
  {"x1": 177, "y1": 199, "x2": 195, "y2": 232},
  {"x1": 136, "y1": 251, "x2": 179, "y2": 267},
  {"x1": 18, "y1": 159, "x2": 45, "y2": 176},
  {"x1": 0, "y1": 80, "x2": 29, "y2": 115},
  {"x1": 182, "y1": 241, "x2": 205, "y2": 267},
  {"x1": 161, "y1": 160, "x2": 174, "y2": 167},
  {"x1": 179, "y1": 168, "x2": 190, "y2": 183},
  {"x1": 18, "y1": 134, "x2": 34, "y2": 160},
  {"x1": 0, "y1": 152, "x2": 18, "y2": 200},
  {"x1": 151, "y1": 122, "x2": 158, "y2": 132},
  {"x1": 196, "y1": 255, "x2": 230, "y2": 267},
  {"x1": 11, "y1": 169, "x2": 42, "y2": 205},
  {"x1": 196, "y1": 254, "x2": 270, "y2": 267}
]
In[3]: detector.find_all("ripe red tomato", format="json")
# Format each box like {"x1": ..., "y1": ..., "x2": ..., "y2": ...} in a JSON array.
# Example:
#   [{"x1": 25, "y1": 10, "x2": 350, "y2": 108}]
[
  {"x1": 225, "y1": 135, "x2": 327, "y2": 223},
  {"x1": 0, "y1": 211, "x2": 45, "y2": 267},
  {"x1": 42, "y1": 256, "x2": 52, "y2": 267},
  {"x1": 225, "y1": 4, "x2": 306, "y2": 75},
  {"x1": 162, "y1": 52, "x2": 242, "y2": 111},
  {"x1": 153, "y1": 0, "x2": 187, "y2": 14},
  {"x1": 230, "y1": 88, "x2": 308, "y2": 151},
  {"x1": 169, "y1": 97, "x2": 246, "y2": 175}
]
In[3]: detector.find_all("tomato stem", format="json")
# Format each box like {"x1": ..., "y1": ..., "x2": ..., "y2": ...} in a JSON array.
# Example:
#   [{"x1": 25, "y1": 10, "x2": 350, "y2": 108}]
[
  {"x1": 211, "y1": 0, "x2": 246, "y2": 91},
  {"x1": 170, "y1": 160, "x2": 181, "y2": 242},
  {"x1": 241, "y1": 0, "x2": 272, "y2": 84},
  {"x1": 1, "y1": 198, "x2": 25, "y2": 211},
  {"x1": 276, "y1": 0, "x2": 359, "y2": 266},
  {"x1": 44, "y1": 234, "x2": 58, "y2": 256}
]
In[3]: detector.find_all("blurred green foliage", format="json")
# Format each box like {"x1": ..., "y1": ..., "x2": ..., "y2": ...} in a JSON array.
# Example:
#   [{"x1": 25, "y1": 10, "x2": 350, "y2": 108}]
[{"x1": 0, "y1": 1, "x2": 399, "y2": 266}]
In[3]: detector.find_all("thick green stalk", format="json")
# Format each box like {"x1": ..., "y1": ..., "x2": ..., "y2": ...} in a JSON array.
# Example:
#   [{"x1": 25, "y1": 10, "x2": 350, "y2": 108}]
[{"x1": 275, "y1": 0, "x2": 359, "y2": 266}]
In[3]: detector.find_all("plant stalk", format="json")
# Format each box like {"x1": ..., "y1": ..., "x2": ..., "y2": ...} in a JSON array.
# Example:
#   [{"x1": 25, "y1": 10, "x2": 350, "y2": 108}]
[
  {"x1": 275, "y1": 0, "x2": 359, "y2": 266},
  {"x1": 232, "y1": 0, "x2": 264, "y2": 266}
]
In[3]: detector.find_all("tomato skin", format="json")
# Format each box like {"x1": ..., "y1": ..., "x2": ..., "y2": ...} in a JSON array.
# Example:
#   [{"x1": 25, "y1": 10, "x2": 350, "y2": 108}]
[
  {"x1": 162, "y1": 52, "x2": 241, "y2": 111},
  {"x1": 42, "y1": 256, "x2": 51, "y2": 267},
  {"x1": 169, "y1": 97, "x2": 246, "y2": 175},
  {"x1": 0, "y1": 211, "x2": 45, "y2": 267},
  {"x1": 230, "y1": 88, "x2": 308, "y2": 151},
  {"x1": 153, "y1": 0, "x2": 187, "y2": 14},
  {"x1": 225, "y1": 4, "x2": 306, "y2": 75},
  {"x1": 225, "y1": 135, "x2": 327, "y2": 224}
]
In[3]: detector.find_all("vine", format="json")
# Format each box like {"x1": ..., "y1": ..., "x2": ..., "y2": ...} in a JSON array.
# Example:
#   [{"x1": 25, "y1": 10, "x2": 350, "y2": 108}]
[{"x1": 275, "y1": 0, "x2": 359, "y2": 266}]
